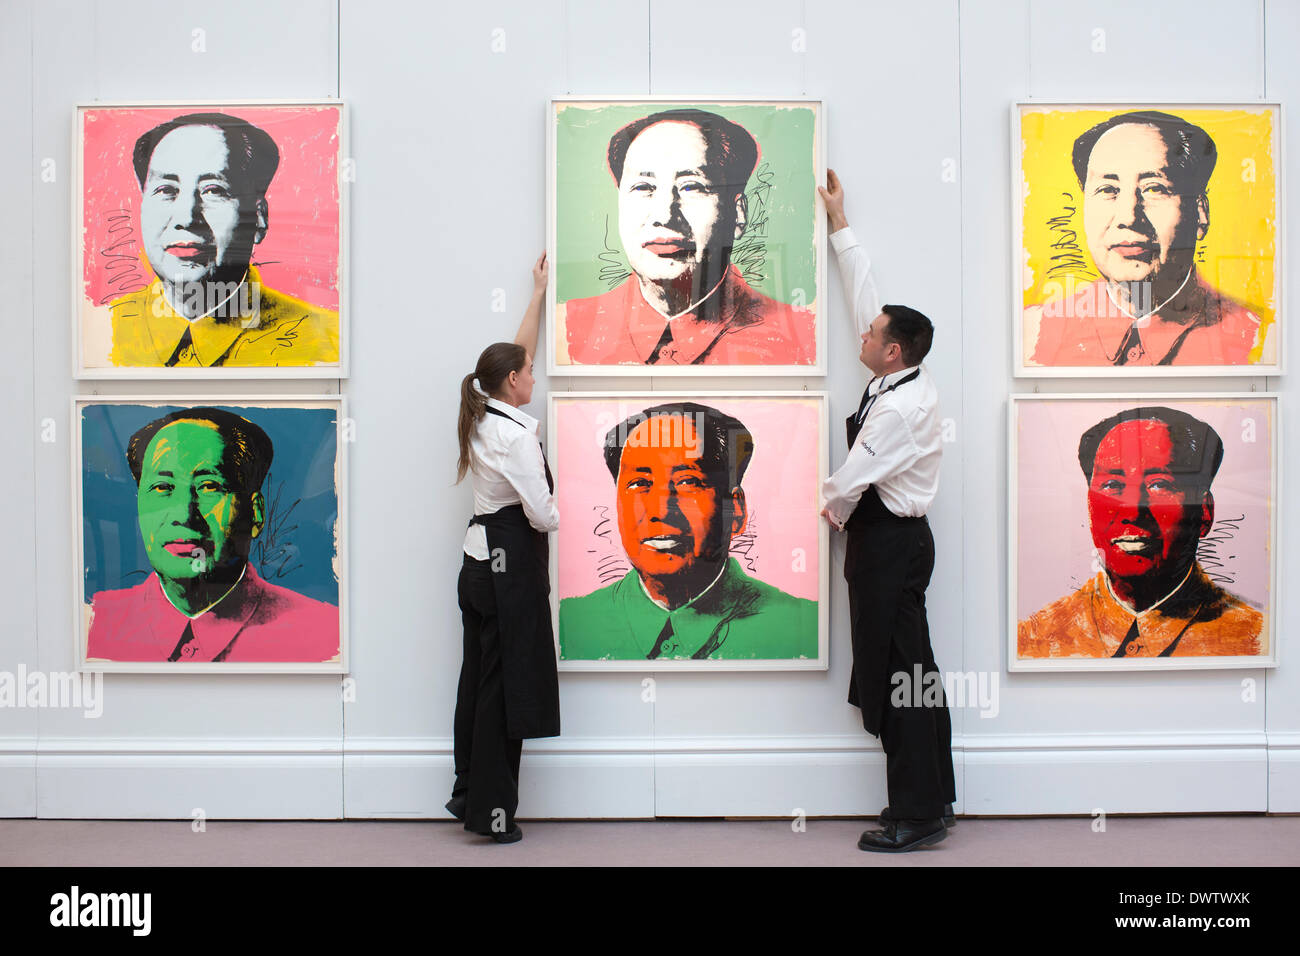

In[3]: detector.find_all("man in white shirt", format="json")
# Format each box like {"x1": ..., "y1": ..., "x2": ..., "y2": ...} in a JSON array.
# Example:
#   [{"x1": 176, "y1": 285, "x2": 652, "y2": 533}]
[{"x1": 819, "y1": 170, "x2": 956, "y2": 852}]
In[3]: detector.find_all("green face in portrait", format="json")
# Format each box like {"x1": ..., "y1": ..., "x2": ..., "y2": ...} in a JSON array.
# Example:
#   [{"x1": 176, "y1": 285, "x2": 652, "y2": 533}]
[{"x1": 136, "y1": 420, "x2": 264, "y2": 593}]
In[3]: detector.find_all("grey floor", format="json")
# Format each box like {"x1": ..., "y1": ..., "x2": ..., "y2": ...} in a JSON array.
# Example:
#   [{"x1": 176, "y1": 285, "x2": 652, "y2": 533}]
[{"x1": 3, "y1": 815, "x2": 1298, "y2": 866}]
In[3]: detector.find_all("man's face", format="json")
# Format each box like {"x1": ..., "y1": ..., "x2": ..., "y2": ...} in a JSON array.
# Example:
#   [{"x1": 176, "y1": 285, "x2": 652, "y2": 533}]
[
  {"x1": 615, "y1": 415, "x2": 743, "y2": 586},
  {"x1": 617, "y1": 121, "x2": 743, "y2": 284},
  {"x1": 859, "y1": 312, "x2": 895, "y2": 374},
  {"x1": 1087, "y1": 419, "x2": 1211, "y2": 585},
  {"x1": 1082, "y1": 123, "x2": 1206, "y2": 287},
  {"x1": 137, "y1": 420, "x2": 262, "y2": 584},
  {"x1": 139, "y1": 125, "x2": 264, "y2": 290}
]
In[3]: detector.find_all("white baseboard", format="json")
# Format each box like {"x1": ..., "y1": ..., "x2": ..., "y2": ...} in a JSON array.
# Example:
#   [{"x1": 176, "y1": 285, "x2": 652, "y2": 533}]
[
  {"x1": 343, "y1": 737, "x2": 656, "y2": 819},
  {"x1": 31, "y1": 738, "x2": 343, "y2": 819},
  {"x1": 0, "y1": 738, "x2": 35, "y2": 817},
  {"x1": 1, "y1": 731, "x2": 1294, "y2": 818},
  {"x1": 963, "y1": 731, "x2": 1269, "y2": 814},
  {"x1": 1267, "y1": 732, "x2": 1300, "y2": 813}
]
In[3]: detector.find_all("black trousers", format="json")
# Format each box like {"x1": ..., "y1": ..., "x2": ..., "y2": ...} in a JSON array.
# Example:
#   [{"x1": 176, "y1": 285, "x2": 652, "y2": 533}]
[
  {"x1": 846, "y1": 514, "x2": 956, "y2": 821},
  {"x1": 453, "y1": 555, "x2": 523, "y2": 834}
]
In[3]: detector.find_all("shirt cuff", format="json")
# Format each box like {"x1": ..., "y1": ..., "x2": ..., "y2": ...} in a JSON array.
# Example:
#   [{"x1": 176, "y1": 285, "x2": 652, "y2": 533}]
[
  {"x1": 829, "y1": 226, "x2": 859, "y2": 254},
  {"x1": 822, "y1": 498, "x2": 852, "y2": 531}
]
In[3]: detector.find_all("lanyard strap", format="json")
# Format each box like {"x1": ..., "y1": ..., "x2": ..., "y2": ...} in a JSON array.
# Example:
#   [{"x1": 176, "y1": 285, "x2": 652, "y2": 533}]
[{"x1": 857, "y1": 367, "x2": 921, "y2": 423}]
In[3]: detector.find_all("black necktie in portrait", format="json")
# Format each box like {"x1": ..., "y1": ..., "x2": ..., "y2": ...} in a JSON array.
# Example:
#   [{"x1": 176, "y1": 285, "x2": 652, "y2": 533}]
[
  {"x1": 647, "y1": 619, "x2": 674, "y2": 659},
  {"x1": 168, "y1": 620, "x2": 198, "y2": 662}
]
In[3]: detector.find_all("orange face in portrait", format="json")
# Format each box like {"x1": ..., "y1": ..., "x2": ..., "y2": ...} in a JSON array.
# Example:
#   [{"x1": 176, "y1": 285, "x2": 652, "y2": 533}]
[{"x1": 614, "y1": 414, "x2": 746, "y2": 600}]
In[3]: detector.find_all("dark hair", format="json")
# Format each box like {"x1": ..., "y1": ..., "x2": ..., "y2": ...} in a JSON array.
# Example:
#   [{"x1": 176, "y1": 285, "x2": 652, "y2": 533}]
[
  {"x1": 457, "y1": 342, "x2": 529, "y2": 483},
  {"x1": 132, "y1": 112, "x2": 281, "y2": 196},
  {"x1": 1070, "y1": 110, "x2": 1218, "y2": 195},
  {"x1": 127, "y1": 407, "x2": 273, "y2": 493},
  {"x1": 602, "y1": 401, "x2": 754, "y2": 493},
  {"x1": 880, "y1": 304, "x2": 934, "y2": 366},
  {"x1": 1077, "y1": 406, "x2": 1224, "y2": 496},
  {"x1": 607, "y1": 109, "x2": 759, "y2": 199}
]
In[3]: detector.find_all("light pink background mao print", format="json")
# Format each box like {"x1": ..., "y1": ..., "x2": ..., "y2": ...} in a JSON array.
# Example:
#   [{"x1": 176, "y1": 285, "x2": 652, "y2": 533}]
[
  {"x1": 555, "y1": 398, "x2": 821, "y2": 602},
  {"x1": 81, "y1": 105, "x2": 341, "y2": 311},
  {"x1": 1016, "y1": 399, "x2": 1273, "y2": 619}
]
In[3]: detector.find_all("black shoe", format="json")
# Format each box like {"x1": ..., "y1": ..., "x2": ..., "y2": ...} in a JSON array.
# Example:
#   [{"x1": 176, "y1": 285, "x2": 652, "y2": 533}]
[
  {"x1": 444, "y1": 794, "x2": 467, "y2": 821},
  {"x1": 879, "y1": 803, "x2": 956, "y2": 828},
  {"x1": 491, "y1": 825, "x2": 523, "y2": 844},
  {"x1": 858, "y1": 818, "x2": 946, "y2": 853}
]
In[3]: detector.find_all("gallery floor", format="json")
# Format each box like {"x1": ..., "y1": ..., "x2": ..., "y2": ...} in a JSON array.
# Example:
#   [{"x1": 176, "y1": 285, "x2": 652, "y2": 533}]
[{"x1": 3, "y1": 816, "x2": 1297, "y2": 866}]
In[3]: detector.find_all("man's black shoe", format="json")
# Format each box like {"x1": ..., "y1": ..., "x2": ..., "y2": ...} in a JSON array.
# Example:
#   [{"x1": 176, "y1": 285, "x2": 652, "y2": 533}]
[
  {"x1": 444, "y1": 793, "x2": 467, "y2": 821},
  {"x1": 858, "y1": 818, "x2": 946, "y2": 853},
  {"x1": 879, "y1": 803, "x2": 956, "y2": 828}
]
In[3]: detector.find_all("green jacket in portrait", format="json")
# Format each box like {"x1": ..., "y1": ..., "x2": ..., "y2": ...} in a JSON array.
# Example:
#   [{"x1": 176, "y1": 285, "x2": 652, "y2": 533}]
[{"x1": 559, "y1": 557, "x2": 818, "y2": 661}]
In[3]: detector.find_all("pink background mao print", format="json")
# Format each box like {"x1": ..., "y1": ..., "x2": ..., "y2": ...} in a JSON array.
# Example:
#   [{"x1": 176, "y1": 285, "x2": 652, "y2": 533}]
[{"x1": 81, "y1": 104, "x2": 341, "y2": 311}]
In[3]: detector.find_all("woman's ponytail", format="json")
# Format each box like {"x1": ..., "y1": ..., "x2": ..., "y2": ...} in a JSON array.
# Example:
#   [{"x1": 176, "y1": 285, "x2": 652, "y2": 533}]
[{"x1": 456, "y1": 342, "x2": 528, "y2": 483}]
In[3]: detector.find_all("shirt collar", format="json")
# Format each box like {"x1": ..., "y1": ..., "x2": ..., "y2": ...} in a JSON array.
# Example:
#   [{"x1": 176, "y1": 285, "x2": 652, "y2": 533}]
[
  {"x1": 1102, "y1": 561, "x2": 1196, "y2": 617},
  {"x1": 1088, "y1": 564, "x2": 1211, "y2": 656},
  {"x1": 872, "y1": 363, "x2": 922, "y2": 396},
  {"x1": 1088, "y1": 271, "x2": 1215, "y2": 360},
  {"x1": 626, "y1": 265, "x2": 746, "y2": 365},
  {"x1": 141, "y1": 563, "x2": 267, "y2": 661},
  {"x1": 158, "y1": 563, "x2": 247, "y2": 618},
  {"x1": 137, "y1": 265, "x2": 267, "y2": 366},
  {"x1": 636, "y1": 559, "x2": 728, "y2": 612},
  {"x1": 613, "y1": 558, "x2": 751, "y2": 659},
  {"x1": 485, "y1": 396, "x2": 539, "y2": 434}
]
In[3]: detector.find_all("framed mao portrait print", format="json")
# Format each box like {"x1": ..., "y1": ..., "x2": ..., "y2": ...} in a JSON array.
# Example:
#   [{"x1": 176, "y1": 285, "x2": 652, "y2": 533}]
[
  {"x1": 1014, "y1": 103, "x2": 1281, "y2": 376},
  {"x1": 550, "y1": 392, "x2": 828, "y2": 670},
  {"x1": 549, "y1": 97, "x2": 825, "y2": 376},
  {"x1": 76, "y1": 396, "x2": 347, "y2": 673},
  {"x1": 1010, "y1": 394, "x2": 1278, "y2": 671},
  {"x1": 75, "y1": 100, "x2": 347, "y2": 378}
]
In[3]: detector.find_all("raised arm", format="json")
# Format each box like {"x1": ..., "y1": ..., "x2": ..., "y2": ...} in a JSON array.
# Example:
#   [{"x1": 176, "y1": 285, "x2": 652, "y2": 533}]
[
  {"x1": 514, "y1": 251, "x2": 548, "y2": 358},
  {"x1": 818, "y1": 169, "x2": 881, "y2": 339}
]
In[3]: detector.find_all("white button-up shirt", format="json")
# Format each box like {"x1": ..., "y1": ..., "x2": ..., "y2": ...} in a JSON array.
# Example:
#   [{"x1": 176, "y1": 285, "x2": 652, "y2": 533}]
[
  {"x1": 821, "y1": 227, "x2": 943, "y2": 526},
  {"x1": 462, "y1": 397, "x2": 559, "y2": 559},
  {"x1": 830, "y1": 226, "x2": 882, "y2": 339}
]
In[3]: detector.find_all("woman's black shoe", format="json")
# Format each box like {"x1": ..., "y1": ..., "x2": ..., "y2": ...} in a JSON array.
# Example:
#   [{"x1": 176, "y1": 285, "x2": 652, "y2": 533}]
[
  {"x1": 491, "y1": 825, "x2": 523, "y2": 844},
  {"x1": 444, "y1": 794, "x2": 467, "y2": 821}
]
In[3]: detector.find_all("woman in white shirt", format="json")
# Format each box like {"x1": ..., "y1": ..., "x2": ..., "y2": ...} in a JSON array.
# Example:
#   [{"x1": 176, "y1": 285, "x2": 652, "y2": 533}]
[{"x1": 447, "y1": 254, "x2": 559, "y2": 845}]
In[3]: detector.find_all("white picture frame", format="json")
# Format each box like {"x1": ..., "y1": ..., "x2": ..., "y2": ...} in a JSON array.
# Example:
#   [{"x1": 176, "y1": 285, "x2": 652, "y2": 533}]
[
  {"x1": 547, "y1": 95, "x2": 827, "y2": 378},
  {"x1": 73, "y1": 99, "x2": 349, "y2": 379},
  {"x1": 1008, "y1": 392, "x2": 1279, "y2": 671},
  {"x1": 73, "y1": 394, "x2": 348, "y2": 674},
  {"x1": 1011, "y1": 101, "x2": 1283, "y2": 377},
  {"x1": 549, "y1": 390, "x2": 829, "y2": 671}
]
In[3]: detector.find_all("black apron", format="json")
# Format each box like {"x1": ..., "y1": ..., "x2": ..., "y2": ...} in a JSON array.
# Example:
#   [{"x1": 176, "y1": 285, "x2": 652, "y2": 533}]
[
  {"x1": 842, "y1": 369, "x2": 930, "y2": 734},
  {"x1": 466, "y1": 406, "x2": 560, "y2": 740}
]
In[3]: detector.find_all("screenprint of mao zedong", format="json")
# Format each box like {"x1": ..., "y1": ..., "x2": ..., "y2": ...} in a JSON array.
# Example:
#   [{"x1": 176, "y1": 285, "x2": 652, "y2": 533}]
[
  {"x1": 1020, "y1": 106, "x2": 1278, "y2": 370},
  {"x1": 79, "y1": 105, "x2": 342, "y2": 371},
  {"x1": 83, "y1": 406, "x2": 340, "y2": 665},
  {"x1": 554, "y1": 102, "x2": 820, "y2": 368},
  {"x1": 558, "y1": 402, "x2": 818, "y2": 661},
  {"x1": 1018, "y1": 406, "x2": 1265, "y2": 661}
]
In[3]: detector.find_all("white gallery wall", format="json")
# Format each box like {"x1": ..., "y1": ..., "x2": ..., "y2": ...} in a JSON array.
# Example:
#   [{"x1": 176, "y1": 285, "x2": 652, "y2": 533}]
[{"x1": 0, "y1": 0, "x2": 1294, "y2": 819}]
